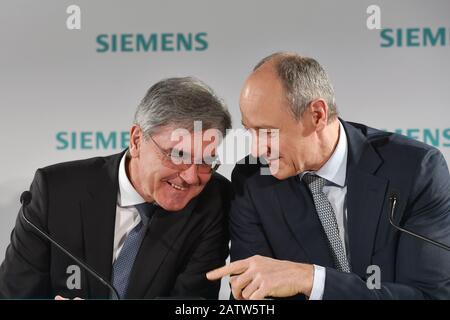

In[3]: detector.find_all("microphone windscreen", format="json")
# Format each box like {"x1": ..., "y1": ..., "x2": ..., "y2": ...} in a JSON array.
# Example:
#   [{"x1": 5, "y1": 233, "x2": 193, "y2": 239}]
[{"x1": 20, "y1": 191, "x2": 32, "y2": 205}]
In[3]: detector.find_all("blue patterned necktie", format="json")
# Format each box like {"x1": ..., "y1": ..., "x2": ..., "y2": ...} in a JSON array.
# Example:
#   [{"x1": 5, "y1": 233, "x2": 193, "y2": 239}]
[
  {"x1": 303, "y1": 173, "x2": 351, "y2": 273},
  {"x1": 111, "y1": 202, "x2": 156, "y2": 299}
]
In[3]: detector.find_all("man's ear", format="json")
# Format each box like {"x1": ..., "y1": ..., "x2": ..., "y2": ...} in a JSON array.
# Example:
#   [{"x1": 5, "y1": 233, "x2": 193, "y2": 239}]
[
  {"x1": 129, "y1": 125, "x2": 142, "y2": 158},
  {"x1": 309, "y1": 99, "x2": 328, "y2": 131}
]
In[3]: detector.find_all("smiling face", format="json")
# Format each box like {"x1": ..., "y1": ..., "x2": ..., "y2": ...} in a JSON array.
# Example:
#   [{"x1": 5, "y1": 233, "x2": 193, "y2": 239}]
[
  {"x1": 240, "y1": 61, "x2": 334, "y2": 180},
  {"x1": 127, "y1": 125, "x2": 218, "y2": 211}
]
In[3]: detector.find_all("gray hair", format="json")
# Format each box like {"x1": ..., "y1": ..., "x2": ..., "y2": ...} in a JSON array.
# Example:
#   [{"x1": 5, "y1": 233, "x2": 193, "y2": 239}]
[
  {"x1": 134, "y1": 77, "x2": 232, "y2": 137},
  {"x1": 254, "y1": 52, "x2": 337, "y2": 122}
]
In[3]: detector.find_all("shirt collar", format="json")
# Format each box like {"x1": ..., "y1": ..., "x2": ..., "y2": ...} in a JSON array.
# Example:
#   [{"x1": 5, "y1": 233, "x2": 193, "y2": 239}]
[
  {"x1": 315, "y1": 121, "x2": 348, "y2": 187},
  {"x1": 298, "y1": 121, "x2": 348, "y2": 187},
  {"x1": 118, "y1": 152, "x2": 146, "y2": 207}
]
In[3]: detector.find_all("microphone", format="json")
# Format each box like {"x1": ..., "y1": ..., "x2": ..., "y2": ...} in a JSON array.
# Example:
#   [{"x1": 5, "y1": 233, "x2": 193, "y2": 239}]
[
  {"x1": 20, "y1": 191, "x2": 121, "y2": 299},
  {"x1": 388, "y1": 192, "x2": 450, "y2": 251}
]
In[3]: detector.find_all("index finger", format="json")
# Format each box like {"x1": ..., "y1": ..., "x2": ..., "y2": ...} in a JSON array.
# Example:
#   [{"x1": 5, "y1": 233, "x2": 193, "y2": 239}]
[{"x1": 206, "y1": 259, "x2": 249, "y2": 280}]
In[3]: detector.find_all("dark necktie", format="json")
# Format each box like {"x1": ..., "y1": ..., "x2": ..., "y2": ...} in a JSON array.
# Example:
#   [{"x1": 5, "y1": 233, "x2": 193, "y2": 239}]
[
  {"x1": 111, "y1": 202, "x2": 156, "y2": 299},
  {"x1": 304, "y1": 173, "x2": 351, "y2": 272}
]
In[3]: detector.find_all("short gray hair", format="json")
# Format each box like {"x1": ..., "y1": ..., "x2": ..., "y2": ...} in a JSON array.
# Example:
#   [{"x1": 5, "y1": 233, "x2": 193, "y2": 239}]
[
  {"x1": 134, "y1": 77, "x2": 232, "y2": 137},
  {"x1": 254, "y1": 52, "x2": 337, "y2": 122}
]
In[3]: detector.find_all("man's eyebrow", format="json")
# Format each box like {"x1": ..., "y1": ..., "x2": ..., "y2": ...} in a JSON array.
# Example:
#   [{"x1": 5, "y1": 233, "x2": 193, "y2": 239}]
[{"x1": 241, "y1": 120, "x2": 278, "y2": 130}]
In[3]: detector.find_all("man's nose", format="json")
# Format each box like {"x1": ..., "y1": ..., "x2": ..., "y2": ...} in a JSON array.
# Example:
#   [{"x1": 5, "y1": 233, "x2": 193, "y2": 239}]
[{"x1": 179, "y1": 164, "x2": 200, "y2": 185}]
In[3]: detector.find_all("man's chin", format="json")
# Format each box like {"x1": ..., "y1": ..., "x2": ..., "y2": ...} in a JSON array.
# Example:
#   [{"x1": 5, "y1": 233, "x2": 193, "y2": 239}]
[
  {"x1": 157, "y1": 200, "x2": 188, "y2": 212},
  {"x1": 271, "y1": 172, "x2": 290, "y2": 180},
  {"x1": 269, "y1": 164, "x2": 296, "y2": 180},
  {"x1": 155, "y1": 193, "x2": 195, "y2": 212}
]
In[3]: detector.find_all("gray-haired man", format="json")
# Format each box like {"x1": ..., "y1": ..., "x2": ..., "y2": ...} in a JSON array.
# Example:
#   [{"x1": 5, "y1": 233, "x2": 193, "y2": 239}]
[{"x1": 0, "y1": 77, "x2": 232, "y2": 299}]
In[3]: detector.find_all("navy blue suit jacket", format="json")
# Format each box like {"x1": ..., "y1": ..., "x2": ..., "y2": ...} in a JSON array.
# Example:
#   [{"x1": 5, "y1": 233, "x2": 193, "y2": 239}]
[{"x1": 230, "y1": 120, "x2": 450, "y2": 299}]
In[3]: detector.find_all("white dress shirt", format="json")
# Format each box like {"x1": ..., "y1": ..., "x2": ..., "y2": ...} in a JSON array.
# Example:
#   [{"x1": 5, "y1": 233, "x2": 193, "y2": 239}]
[
  {"x1": 303, "y1": 121, "x2": 349, "y2": 300},
  {"x1": 112, "y1": 153, "x2": 147, "y2": 263}
]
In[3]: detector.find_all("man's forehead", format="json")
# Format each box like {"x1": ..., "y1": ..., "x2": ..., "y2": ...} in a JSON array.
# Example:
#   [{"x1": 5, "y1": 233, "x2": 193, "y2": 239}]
[
  {"x1": 241, "y1": 76, "x2": 286, "y2": 109},
  {"x1": 154, "y1": 127, "x2": 213, "y2": 138},
  {"x1": 240, "y1": 93, "x2": 287, "y2": 130},
  {"x1": 160, "y1": 130, "x2": 219, "y2": 146},
  {"x1": 241, "y1": 115, "x2": 279, "y2": 130}
]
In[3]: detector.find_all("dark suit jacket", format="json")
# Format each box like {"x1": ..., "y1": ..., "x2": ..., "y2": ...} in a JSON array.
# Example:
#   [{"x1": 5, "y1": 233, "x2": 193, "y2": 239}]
[
  {"x1": 0, "y1": 150, "x2": 231, "y2": 299},
  {"x1": 230, "y1": 120, "x2": 450, "y2": 299}
]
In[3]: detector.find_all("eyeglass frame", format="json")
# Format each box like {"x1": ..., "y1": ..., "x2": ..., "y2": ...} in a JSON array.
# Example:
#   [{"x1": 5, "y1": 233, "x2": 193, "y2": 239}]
[{"x1": 146, "y1": 134, "x2": 221, "y2": 174}]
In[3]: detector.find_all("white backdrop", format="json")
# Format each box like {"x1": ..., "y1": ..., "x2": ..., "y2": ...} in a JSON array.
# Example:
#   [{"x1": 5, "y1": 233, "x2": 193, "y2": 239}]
[{"x1": 1, "y1": 0, "x2": 449, "y2": 299}]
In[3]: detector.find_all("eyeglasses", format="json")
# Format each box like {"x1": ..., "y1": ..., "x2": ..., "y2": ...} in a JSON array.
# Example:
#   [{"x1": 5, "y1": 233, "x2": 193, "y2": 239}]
[{"x1": 148, "y1": 134, "x2": 221, "y2": 174}]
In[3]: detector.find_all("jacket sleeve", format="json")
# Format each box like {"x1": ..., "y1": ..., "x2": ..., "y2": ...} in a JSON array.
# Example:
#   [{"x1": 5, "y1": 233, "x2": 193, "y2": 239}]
[
  {"x1": 324, "y1": 149, "x2": 450, "y2": 299},
  {"x1": 229, "y1": 164, "x2": 274, "y2": 262},
  {"x1": 170, "y1": 179, "x2": 231, "y2": 299},
  {"x1": 0, "y1": 169, "x2": 52, "y2": 298}
]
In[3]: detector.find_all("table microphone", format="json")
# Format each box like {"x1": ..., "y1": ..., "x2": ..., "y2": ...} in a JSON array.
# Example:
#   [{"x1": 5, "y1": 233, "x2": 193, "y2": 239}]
[
  {"x1": 20, "y1": 191, "x2": 121, "y2": 299},
  {"x1": 388, "y1": 192, "x2": 450, "y2": 251}
]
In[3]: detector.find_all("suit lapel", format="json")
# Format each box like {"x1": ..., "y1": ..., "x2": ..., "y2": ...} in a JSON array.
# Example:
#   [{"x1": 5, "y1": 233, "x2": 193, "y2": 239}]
[
  {"x1": 343, "y1": 122, "x2": 388, "y2": 277},
  {"x1": 80, "y1": 152, "x2": 123, "y2": 299},
  {"x1": 274, "y1": 177, "x2": 335, "y2": 267},
  {"x1": 125, "y1": 198, "x2": 197, "y2": 299}
]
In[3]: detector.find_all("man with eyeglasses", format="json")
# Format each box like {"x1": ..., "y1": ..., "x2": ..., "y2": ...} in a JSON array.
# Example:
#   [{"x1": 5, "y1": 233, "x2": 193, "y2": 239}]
[{"x1": 0, "y1": 77, "x2": 232, "y2": 299}]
